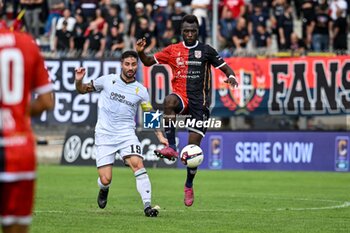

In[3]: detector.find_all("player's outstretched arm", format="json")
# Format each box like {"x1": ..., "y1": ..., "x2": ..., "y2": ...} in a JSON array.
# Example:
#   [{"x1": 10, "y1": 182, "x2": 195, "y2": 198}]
[
  {"x1": 155, "y1": 129, "x2": 169, "y2": 147},
  {"x1": 220, "y1": 64, "x2": 239, "y2": 88},
  {"x1": 140, "y1": 101, "x2": 169, "y2": 147},
  {"x1": 135, "y1": 37, "x2": 157, "y2": 67},
  {"x1": 75, "y1": 67, "x2": 95, "y2": 94}
]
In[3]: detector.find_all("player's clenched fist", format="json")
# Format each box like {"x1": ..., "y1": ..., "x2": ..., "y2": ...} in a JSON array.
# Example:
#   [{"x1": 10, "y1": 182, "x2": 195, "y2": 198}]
[
  {"x1": 224, "y1": 75, "x2": 239, "y2": 87},
  {"x1": 75, "y1": 67, "x2": 86, "y2": 81},
  {"x1": 135, "y1": 37, "x2": 146, "y2": 53}
]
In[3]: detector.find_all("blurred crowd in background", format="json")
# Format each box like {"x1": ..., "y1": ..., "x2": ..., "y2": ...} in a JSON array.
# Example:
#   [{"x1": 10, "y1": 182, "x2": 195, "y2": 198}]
[{"x1": 0, "y1": 0, "x2": 349, "y2": 58}]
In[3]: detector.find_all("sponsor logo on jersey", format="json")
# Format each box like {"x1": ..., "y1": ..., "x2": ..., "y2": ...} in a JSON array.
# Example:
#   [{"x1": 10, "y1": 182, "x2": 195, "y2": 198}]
[
  {"x1": 176, "y1": 56, "x2": 185, "y2": 67},
  {"x1": 194, "y1": 50, "x2": 202, "y2": 58},
  {"x1": 186, "y1": 61, "x2": 202, "y2": 66},
  {"x1": 110, "y1": 92, "x2": 136, "y2": 107}
]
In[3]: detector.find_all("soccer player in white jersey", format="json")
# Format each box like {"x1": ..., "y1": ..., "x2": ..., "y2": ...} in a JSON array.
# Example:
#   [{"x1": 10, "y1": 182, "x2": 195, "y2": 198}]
[{"x1": 75, "y1": 50, "x2": 168, "y2": 217}]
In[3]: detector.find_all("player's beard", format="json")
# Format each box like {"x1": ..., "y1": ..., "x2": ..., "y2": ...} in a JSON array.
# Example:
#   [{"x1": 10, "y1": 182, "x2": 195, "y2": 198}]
[
  {"x1": 123, "y1": 69, "x2": 136, "y2": 80},
  {"x1": 183, "y1": 37, "x2": 196, "y2": 47}
]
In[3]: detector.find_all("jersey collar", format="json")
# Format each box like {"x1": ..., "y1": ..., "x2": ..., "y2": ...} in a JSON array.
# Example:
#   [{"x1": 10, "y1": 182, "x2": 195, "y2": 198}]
[
  {"x1": 120, "y1": 75, "x2": 136, "y2": 84},
  {"x1": 182, "y1": 40, "x2": 198, "y2": 49}
]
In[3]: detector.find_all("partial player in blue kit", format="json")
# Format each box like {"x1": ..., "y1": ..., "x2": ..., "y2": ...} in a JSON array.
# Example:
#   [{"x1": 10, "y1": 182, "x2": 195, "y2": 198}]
[{"x1": 75, "y1": 50, "x2": 168, "y2": 217}]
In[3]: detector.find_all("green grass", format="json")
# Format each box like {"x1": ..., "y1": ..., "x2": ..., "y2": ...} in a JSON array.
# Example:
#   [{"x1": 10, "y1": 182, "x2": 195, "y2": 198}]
[{"x1": 32, "y1": 166, "x2": 350, "y2": 233}]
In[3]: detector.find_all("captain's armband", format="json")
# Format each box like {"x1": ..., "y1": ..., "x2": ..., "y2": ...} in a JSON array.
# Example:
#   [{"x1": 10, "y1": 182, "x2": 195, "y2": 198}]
[{"x1": 141, "y1": 102, "x2": 153, "y2": 111}]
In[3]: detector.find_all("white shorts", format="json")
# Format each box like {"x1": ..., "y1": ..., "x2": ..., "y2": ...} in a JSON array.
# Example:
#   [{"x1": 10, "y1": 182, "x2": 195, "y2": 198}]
[{"x1": 95, "y1": 139, "x2": 143, "y2": 168}]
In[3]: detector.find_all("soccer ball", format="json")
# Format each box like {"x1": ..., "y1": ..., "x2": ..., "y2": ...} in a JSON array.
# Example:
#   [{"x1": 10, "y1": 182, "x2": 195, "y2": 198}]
[{"x1": 180, "y1": 144, "x2": 204, "y2": 168}]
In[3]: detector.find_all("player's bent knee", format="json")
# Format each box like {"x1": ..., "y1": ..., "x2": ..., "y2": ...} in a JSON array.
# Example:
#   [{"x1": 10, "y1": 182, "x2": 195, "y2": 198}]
[
  {"x1": 164, "y1": 95, "x2": 180, "y2": 109},
  {"x1": 100, "y1": 176, "x2": 112, "y2": 186}
]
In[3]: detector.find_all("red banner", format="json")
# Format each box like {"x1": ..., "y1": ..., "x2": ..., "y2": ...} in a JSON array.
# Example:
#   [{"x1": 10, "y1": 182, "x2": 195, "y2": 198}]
[{"x1": 143, "y1": 56, "x2": 350, "y2": 116}]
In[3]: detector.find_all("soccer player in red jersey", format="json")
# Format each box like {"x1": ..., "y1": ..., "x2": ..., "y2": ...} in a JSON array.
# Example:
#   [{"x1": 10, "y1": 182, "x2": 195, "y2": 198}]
[
  {"x1": 136, "y1": 14, "x2": 238, "y2": 207},
  {"x1": 0, "y1": 1, "x2": 54, "y2": 231}
]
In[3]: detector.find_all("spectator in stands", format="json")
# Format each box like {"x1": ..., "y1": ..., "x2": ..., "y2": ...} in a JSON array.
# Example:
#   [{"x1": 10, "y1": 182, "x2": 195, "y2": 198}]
[
  {"x1": 73, "y1": 6, "x2": 83, "y2": 18},
  {"x1": 67, "y1": 0, "x2": 80, "y2": 16},
  {"x1": 134, "y1": 17, "x2": 156, "y2": 53},
  {"x1": 330, "y1": 0, "x2": 348, "y2": 20},
  {"x1": 56, "y1": 8, "x2": 76, "y2": 32},
  {"x1": 129, "y1": 2, "x2": 153, "y2": 47},
  {"x1": 82, "y1": 22, "x2": 106, "y2": 58},
  {"x1": 249, "y1": 0, "x2": 270, "y2": 18},
  {"x1": 79, "y1": 0, "x2": 99, "y2": 21},
  {"x1": 72, "y1": 12, "x2": 88, "y2": 55},
  {"x1": 254, "y1": 24, "x2": 272, "y2": 49},
  {"x1": 231, "y1": 17, "x2": 250, "y2": 51},
  {"x1": 191, "y1": 0, "x2": 209, "y2": 43},
  {"x1": 162, "y1": 27, "x2": 181, "y2": 47},
  {"x1": 318, "y1": 0, "x2": 329, "y2": 8},
  {"x1": 20, "y1": 0, "x2": 43, "y2": 38},
  {"x1": 154, "y1": 0, "x2": 168, "y2": 9},
  {"x1": 44, "y1": 0, "x2": 65, "y2": 36},
  {"x1": 129, "y1": 2, "x2": 147, "y2": 35},
  {"x1": 300, "y1": 0, "x2": 318, "y2": 47},
  {"x1": 309, "y1": 5, "x2": 332, "y2": 52},
  {"x1": 152, "y1": 4, "x2": 168, "y2": 47},
  {"x1": 167, "y1": 1, "x2": 186, "y2": 36},
  {"x1": 248, "y1": 4, "x2": 269, "y2": 38},
  {"x1": 221, "y1": 0, "x2": 246, "y2": 20},
  {"x1": 53, "y1": 20, "x2": 74, "y2": 56},
  {"x1": 180, "y1": 0, "x2": 192, "y2": 14},
  {"x1": 270, "y1": 0, "x2": 286, "y2": 36},
  {"x1": 272, "y1": 0, "x2": 287, "y2": 18},
  {"x1": 106, "y1": 26, "x2": 124, "y2": 58},
  {"x1": 218, "y1": 9, "x2": 236, "y2": 48},
  {"x1": 146, "y1": 0, "x2": 158, "y2": 16},
  {"x1": 332, "y1": 8, "x2": 348, "y2": 54},
  {"x1": 125, "y1": 0, "x2": 137, "y2": 20},
  {"x1": 106, "y1": 4, "x2": 124, "y2": 35},
  {"x1": 93, "y1": 7, "x2": 108, "y2": 35},
  {"x1": 277, "y1": 4, "x2": 294, "y2": 50},
  {"x1": 290, "y1": 32, "x2": 306, "y2": 55}
]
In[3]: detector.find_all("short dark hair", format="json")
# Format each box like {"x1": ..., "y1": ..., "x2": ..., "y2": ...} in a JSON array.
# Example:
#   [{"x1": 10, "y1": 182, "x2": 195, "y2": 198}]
[
  {"x1": 121, "y1": 50, "x2": 138, "y2": 61},
  {"x1": 181, "y1": 15, "x2": 199, "y2": 27}
]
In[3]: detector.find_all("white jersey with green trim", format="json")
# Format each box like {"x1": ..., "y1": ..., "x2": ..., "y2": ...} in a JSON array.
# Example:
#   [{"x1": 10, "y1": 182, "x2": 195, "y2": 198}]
[{"x1": 92, "y1": 74, "x2": 149, "y2": 145}]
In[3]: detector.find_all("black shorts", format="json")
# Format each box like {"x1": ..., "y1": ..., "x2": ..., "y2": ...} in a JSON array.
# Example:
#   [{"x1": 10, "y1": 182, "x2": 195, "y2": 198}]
[{"x1": 172, "y1": 93, "x2": 210, "y2": 137}]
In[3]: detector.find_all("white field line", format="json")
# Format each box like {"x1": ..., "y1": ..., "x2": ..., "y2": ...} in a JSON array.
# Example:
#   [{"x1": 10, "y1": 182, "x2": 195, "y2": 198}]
[
  {"x1": 34, "y1": 201, "x2": 350, "y2": 214},
  {"x1": 35, "y1": 210, "x2": 65, "y2": 213},
  {"x1": 227, "y1": 194, "x2": 344, "y2": 203},
  {"x1": 273, "y1": 201, "x2": 350, "y2": 211}
]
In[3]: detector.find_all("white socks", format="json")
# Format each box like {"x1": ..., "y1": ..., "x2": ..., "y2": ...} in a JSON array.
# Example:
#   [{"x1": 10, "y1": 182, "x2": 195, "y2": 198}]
[
  {"x1": 97, "y1": 169, "x2": 152, "y2": 209},
  {"x1": 97, "y1": 177, "x2": 110, "y2": 190},
  {"x1": 134, "y1": 168, "x2": 151, "y2": 208}
]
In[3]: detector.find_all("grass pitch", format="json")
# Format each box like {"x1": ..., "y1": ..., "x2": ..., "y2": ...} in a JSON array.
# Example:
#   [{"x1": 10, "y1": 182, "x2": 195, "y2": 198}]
[{"x1": 32, "y1": 165, "x2": 350, "y2": 233}]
